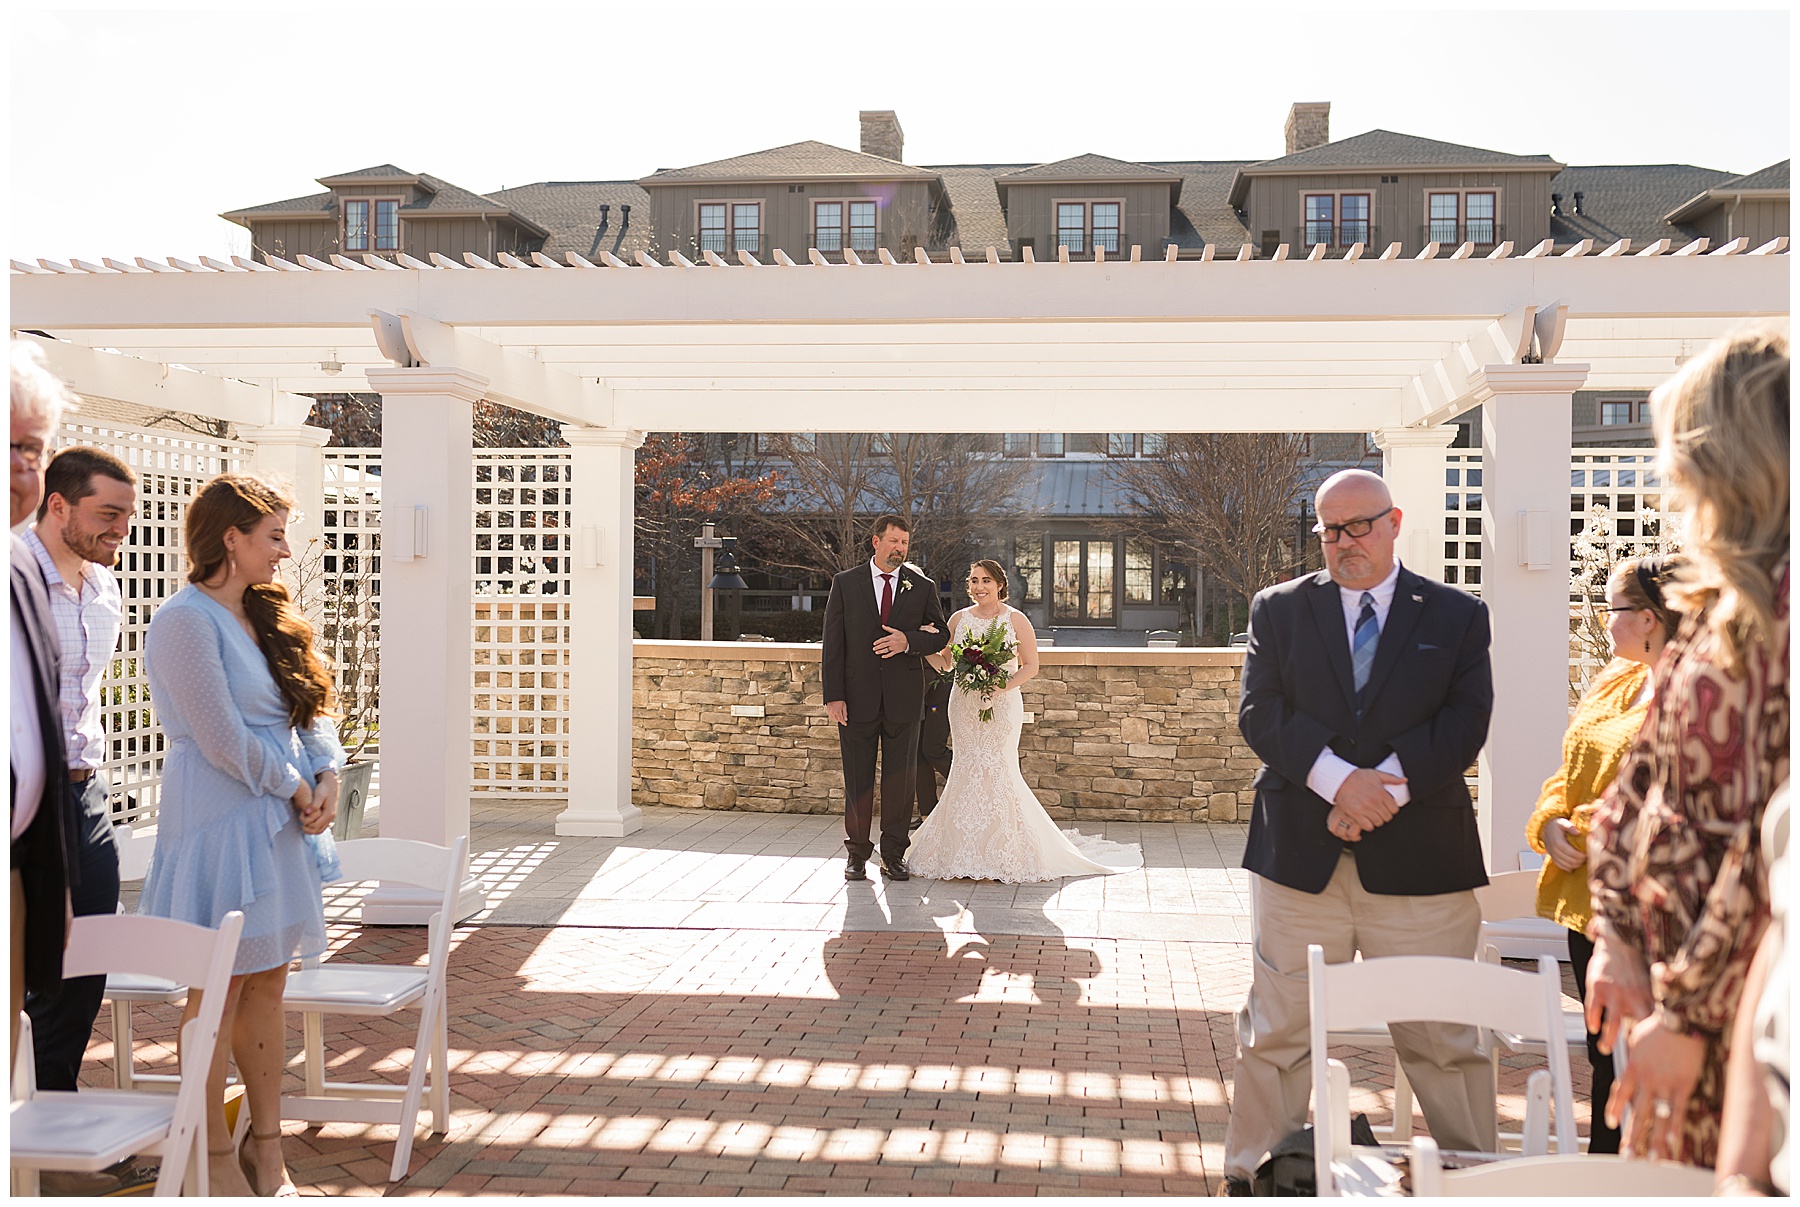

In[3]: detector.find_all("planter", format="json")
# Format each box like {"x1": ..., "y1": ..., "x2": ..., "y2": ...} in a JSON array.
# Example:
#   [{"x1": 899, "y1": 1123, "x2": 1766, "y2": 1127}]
[{"x1": 333, "y1": 759, "x2": 375, "y2": 840}]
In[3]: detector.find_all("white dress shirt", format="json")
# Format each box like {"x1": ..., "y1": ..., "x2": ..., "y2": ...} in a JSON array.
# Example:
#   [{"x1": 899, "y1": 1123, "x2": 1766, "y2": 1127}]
[
  {"x1": 26, "y1": 528, "x2": 123, "y2": 771},
  {"x1": 1306, "y1": 559, "x2": 1410, "y2": 808}
]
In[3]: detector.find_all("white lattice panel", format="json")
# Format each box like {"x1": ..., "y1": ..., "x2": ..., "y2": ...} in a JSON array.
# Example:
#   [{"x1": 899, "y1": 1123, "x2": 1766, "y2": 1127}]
[
  {"x1": 471, "y1": 452, "x2": 573, "y2": 796},
  {"x1": 1442, "y1": 448, "x2": 1667, "y2": 593},
  {"x1": 317, "y1": 451, "x2": 382, "y2": 756},
  {"x1": 51, "y1": 420, "x2": 254, "y2": 824}
]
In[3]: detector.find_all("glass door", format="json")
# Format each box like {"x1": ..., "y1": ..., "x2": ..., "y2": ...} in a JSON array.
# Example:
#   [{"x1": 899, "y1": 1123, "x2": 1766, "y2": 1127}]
[{"x1": 1050, "y1": 539, "x2": 1117, "y2": 625}]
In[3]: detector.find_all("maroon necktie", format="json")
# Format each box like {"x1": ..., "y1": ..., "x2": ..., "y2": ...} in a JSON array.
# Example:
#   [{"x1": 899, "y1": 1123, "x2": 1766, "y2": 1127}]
[{"x1": 879, "y1": 574, "x2": 894, "y2": 625}]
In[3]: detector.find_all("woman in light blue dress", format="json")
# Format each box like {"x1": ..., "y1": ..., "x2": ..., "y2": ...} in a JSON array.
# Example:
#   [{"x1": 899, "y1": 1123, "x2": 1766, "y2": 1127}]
[{"x1": 141, "y1": 473, "x2": 342, "y2": 1197}]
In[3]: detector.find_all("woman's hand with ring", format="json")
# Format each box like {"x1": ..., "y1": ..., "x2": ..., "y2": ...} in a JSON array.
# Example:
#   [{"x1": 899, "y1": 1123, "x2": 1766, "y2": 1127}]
[{"x1": 1610, "y1": 1012, "x2": 1707, "y2": 1159}]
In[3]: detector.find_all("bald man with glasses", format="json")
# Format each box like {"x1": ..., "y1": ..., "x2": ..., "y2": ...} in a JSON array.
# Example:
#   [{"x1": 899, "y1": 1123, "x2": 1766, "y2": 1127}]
[{"x1": 1219, "y1": 469, "x2": 1496, "y2": 1194}]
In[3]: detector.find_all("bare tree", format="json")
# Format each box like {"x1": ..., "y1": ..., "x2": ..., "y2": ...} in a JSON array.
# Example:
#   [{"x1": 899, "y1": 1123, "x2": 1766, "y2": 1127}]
[
  {"x1": 1107, "y1": 433, "x2": 1317, "y2": 636},
  {"x1": 746, "y1": 433, "x2": 1033, "y2": 586},
  {"x1": 303, "y1": 393, "x2": 564, "y2": 448}
]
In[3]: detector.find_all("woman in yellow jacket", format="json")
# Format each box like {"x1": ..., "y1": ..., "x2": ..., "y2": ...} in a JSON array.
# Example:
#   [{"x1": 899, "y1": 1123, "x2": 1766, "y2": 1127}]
[{"x1": 1526, "y1": 553, "x2": 1685, "y2": 1153}]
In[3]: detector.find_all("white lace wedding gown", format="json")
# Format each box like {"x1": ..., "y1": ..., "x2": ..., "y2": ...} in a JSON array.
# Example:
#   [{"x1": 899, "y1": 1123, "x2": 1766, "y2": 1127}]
[{"x1": 906, "y1": 608, "x2": 1143, "y2": 883}]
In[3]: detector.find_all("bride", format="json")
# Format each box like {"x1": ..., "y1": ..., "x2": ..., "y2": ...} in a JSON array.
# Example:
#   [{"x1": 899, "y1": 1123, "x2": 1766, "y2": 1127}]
[{"x1": 906, "y1": 560, "x2": 1143, "y2": 883}]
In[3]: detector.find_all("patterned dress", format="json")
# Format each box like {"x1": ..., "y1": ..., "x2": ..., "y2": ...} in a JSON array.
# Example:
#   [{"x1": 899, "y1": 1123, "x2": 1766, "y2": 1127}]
[{"x1": 1589, "y1": 564, "x2": 1790, "y2": 1166}]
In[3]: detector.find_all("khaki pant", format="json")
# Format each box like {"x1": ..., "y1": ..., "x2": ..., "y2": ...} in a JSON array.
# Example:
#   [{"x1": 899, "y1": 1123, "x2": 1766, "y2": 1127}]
[{"x1": 1223, "y1": 851, "x2": 1494, "y2": 1180}]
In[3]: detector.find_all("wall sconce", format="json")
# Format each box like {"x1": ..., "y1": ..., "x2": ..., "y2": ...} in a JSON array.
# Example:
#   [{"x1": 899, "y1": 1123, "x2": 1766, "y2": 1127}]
[{"x1": 411, "y1": 505, "x2": 429, "y2": 560}]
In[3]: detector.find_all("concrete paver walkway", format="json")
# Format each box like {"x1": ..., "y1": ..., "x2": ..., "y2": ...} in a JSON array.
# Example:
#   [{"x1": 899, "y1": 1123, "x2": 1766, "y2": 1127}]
[{"x1": 97, "y1": 804, "x2": 1593, "y2": 1196}]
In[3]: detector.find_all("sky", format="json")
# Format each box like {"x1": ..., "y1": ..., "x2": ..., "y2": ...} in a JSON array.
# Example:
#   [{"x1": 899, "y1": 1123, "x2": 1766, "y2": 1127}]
[{"x1": 9, "y1": 4, "x2": 1792, "y2": 263}]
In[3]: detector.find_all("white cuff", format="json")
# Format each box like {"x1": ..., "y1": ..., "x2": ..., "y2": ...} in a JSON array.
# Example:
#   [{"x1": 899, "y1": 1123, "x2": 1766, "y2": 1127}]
[
  {"x1": 1307, "y1": 750, "x2": 1358, "y2": 805},
  {"x1": 1378, "y1": 753, "x2": 1410, "y2": 806}
]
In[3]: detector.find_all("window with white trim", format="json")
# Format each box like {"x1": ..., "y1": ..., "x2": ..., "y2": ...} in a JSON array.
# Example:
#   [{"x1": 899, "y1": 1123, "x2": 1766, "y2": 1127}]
[
  {"x1": 1427, "y1": 191, "x2": 1498, "y2": 244},
  {"x1": 1599, "y1": 399, "x2": 1646, "y2": 426},
  {"x1": 697, "y1": 202, "x2": 760, "y2": 255},
  {"x1": 813, "y1": 200, "x2": 877, "y2": 252}
]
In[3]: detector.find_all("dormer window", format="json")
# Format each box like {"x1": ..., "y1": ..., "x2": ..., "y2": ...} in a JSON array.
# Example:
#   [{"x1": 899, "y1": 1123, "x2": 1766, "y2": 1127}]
[
  {"x1": 698, "y1": 202, "x2": 761, "y2": 254},
  {"x1": 1427, "y1": 191, "x2": 1498, "y2": 245},
  {"x1": 1055, "y1": 201, "x2": 1122, "y2": 254},
  {"x1": 813, "y1": 200, "x2": 877, "y2": 253},
  {"x1": 344, "y1": 199, "x2": 400, "y2": 252},
  {"x1": 1303, "y1": 193, "x2": 1371, "y2": 247}
]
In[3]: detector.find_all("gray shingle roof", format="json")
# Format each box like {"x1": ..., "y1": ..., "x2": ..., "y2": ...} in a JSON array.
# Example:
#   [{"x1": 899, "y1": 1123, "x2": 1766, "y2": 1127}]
[
  {"x1": 1246, "y1": 129, "x2": 1561, "y2": 171},
  {"x1": 317, "y1": 164, "x2": 415, "y2": 181},
  {"x1": 1721, "y1": 160, "x2": 1789, "y2": 191},
  {"x1": 1549, "y1": 164, "x2": 1733, "y2": 246},
  {"x1": 1154, "y1": 161, "x2": 1254, "y2": 250},
  {"x1": 641, "y1": 141, "x2": 935, "y2": 183},
  {"x1": 999, "y1": 154, "x2": 1180, "y2": 182},
  {"x1": 488, "y1": 181, "x2": 654, "y2": 261},
  {"x1": 934, "y1": 168, "x2": 1010, "y2": 253},
  {"x1": 1023, "y1": 461, "x2": 1132, "y2": 517},
  {"x1": 221, "y1": 190, "x2": 336, "y2": 221}
]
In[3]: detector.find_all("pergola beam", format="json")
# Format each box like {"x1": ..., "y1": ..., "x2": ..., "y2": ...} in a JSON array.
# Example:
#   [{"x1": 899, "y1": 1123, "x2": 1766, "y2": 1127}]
[
  {"x1": 16, "y1": 332, "x2": 315, "y2": 426},
  {"x1": 374, "y1": 310, "x2": 614, "y2": 428},
  {"x1": 1402, "y1": 305, "x2": 1536, "y2": 428}
]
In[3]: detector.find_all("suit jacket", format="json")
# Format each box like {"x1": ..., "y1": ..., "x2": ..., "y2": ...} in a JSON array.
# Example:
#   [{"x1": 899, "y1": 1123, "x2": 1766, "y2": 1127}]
[
  {"x1": 822, "y1": 562, "x2": 950, "y2": 724},
  {"x1": 1238, "y1": 564, "x2": 1492, "y2": 896},
  {"x1": 10, "y1": 534, "x2": 70, "y2": 992}
]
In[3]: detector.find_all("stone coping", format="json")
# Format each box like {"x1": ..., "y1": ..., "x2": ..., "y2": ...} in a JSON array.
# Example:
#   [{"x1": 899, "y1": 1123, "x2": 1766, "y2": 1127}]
[{"x1": 634, "y1": 639, "x2": 1246, "y2": 667}]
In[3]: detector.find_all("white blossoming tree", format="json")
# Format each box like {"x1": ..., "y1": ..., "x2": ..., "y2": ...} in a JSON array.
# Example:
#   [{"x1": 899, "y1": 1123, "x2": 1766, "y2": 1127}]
[{"x1": 1568, "y1": 502, "x2": 1685, "y2": 698}]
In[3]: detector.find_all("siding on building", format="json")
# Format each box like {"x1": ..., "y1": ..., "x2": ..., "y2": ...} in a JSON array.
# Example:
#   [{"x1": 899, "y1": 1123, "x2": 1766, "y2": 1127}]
[
  {"x1": 647, "y1": 180, "x2": 940, "y2": 259},
  {"x1": 1000, "y1": 181, "x2": 1175, "y2": 254},
  {"x1": 1244, "y1": 169, "x2": 1554, "y2": 253}
]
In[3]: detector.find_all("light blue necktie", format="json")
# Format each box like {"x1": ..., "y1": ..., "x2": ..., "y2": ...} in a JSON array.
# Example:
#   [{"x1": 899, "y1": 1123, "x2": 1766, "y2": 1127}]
[{"x1": 1351, "y1": 591, "x2": 1379, "y2": 699}]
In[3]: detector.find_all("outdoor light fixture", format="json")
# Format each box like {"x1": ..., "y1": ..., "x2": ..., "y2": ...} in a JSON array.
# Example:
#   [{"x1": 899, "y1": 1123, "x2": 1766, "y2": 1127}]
[
  {"x1": 707, "y1": 538, "x2": 748, "y2": 592},
  {"x1": 319, "y1": 355, "x2": 344, "y2": 375}
]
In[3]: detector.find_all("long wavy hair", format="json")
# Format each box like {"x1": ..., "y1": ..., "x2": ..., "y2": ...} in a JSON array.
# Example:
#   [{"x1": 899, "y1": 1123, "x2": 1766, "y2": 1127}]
[
  {"x1": 1651, "y1": 325, "x2": 1789, "y2": 669},
  {"x1": 185, "y1": 473, "x2": 334, "y2": 727}
]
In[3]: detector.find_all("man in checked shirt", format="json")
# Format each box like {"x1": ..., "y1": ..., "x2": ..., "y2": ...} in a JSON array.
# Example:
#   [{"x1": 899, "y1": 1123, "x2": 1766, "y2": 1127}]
[{"x1": 22, "y1": 445, "x2": 136, "y2": 1092}]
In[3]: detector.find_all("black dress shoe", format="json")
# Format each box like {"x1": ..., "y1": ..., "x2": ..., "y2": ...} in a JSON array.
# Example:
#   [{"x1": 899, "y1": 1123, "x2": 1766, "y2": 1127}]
[
  {"x1": 880, "y1": 860, "x2": 910, "y2": 881},
  {"x1": 845, "y1": 858, "x2": 868, "y2": 881}
]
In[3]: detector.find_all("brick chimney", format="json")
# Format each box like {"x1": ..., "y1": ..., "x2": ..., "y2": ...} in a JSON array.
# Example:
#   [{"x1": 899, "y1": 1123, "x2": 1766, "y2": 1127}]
[
  {"x1": 1284, "y1": 102, "x2": 1330, "y2": 155},
  {"x1": 859, "y1": 110, "x2": 904, "y2": 162}
]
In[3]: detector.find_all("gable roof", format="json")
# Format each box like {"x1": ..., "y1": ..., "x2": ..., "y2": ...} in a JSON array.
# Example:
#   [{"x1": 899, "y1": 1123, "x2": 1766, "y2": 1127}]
[
  {"x1": 639, "y1": 140, "x2": 937, "y2": 185},
  {"x1": 1227, "y1": 129, "x2": 1563, "y2": 206},
  {"x1": 317, "y1": 164, "x2": 421, "y2": 185},
  {"x1": 997, "y1": 153, "x2": 1182, "y2": 203},
  {"x1": 1663, "y1": 159, "x2": 1790, "y2": 223},
  {"x1": 1549, "y1": 164, "x2": 1734, "y2": 247},
  {"x1": 220, "y1": 189, "x2": 338, "y2": 222}
]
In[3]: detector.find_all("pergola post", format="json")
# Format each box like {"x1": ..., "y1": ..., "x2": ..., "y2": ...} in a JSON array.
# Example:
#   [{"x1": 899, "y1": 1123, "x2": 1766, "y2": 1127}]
[
  {"x1": 1375, "y1": 425, "x2": 1459, "y2": 584},
  {"x1": 1472, "y1": 363, "x2": 1591, "y2": 872},
  {"x1": 557, "y1": 427, "x2": 646, "y2": 837},
  {"x1": 239, "y1": 423, "x2": 331, "y2": 557},
  {"x1": 361, "y1": 366, "x2": 488, "y2": 923}
]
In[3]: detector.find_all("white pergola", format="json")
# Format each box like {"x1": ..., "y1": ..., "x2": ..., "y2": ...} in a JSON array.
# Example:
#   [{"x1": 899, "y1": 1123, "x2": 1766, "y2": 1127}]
[{"x1": 13, "y1": 240, "x2": 1788, "y2": 920}]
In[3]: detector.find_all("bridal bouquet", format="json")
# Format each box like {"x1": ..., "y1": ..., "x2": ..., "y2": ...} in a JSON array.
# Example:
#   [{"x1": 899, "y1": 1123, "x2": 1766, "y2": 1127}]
[{"x1": 946, "y1": 618, "x2": 1015, "y2": 722}]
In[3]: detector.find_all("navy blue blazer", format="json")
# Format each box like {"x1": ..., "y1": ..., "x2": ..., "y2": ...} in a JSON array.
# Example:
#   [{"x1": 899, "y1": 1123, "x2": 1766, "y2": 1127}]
[
  {"x1": 1238, "y1": 564, "x2": 1492, "y2": 896},
  {"x1": 10, "y1": 534, "x2": 70, "y2": 991}
]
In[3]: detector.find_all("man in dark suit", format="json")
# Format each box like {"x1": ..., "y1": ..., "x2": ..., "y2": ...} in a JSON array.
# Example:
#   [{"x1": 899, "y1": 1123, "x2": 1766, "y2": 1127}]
[
  {"x1": 822, "y1": 515, "x2": 950, "y2": 881},
  {"x1": 1220, "y1": 469, "x2": 1495, "y2": 1192},
  {"x1": 10, "y1": 341, "x2": 72, "y2": 1053}
]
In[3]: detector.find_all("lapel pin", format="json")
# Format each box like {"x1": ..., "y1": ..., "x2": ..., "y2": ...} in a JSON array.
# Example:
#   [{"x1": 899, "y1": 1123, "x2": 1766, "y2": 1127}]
[{"x1": 1411, "y1": 594, "x2": 1423, "y2": 602}]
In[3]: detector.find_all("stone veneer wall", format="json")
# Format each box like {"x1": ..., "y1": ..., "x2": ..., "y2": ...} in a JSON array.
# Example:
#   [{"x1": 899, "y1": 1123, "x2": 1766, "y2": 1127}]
[{"x1": 632, "y1": 642, "x2": 1257, "y2": 823}]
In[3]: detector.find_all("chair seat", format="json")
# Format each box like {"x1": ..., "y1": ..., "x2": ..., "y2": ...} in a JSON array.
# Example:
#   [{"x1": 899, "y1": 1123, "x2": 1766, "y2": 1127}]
[
  {"x1": 1494, "y1": 1009, "x2": 1588, "y2": 1056},
  {"x1": 1328, "y1": 1024, "x2": 1394, "y2": 1046},
  {"x1": 286, "y1": 965, "x2": 428, "y2": 1014},
  {"x1": 104, "y1": 972, "x2": 185, "y2": 1002},
  {"x1": 10, "y1": 1090, "x2": 175, "y2": 1169}
]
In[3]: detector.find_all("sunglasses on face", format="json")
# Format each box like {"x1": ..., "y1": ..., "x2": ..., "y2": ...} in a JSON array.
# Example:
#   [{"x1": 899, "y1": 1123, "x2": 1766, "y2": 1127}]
[{"x1": 1312, "y1": 506, "x2": 1394, "y2": 544}]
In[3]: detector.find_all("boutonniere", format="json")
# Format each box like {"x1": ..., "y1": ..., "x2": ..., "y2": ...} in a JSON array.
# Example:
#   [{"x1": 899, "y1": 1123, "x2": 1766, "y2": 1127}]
[{"x1": 898, "y1": 576, "x2": 915, "y2": 595}]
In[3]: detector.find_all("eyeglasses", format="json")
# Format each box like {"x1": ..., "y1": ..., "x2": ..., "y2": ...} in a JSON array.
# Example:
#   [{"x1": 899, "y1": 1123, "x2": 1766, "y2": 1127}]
[
  {"x1": 1602, "y1": 605, "x2": 1644, "y2": 613},
  {"x1": 1312, "y1": 506, "x2": 1394, "y2": 544},
  {"x1": 10, "y1": 441, "x2": 46, "y2": 469}
]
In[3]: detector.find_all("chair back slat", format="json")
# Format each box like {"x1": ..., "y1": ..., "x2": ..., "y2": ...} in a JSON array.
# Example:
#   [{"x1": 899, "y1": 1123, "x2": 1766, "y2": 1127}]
[
  {"x1": 62, "y1": 914, "x2": 234, "y2": 987},
  {"x1": 333, "y1": 838, "x2": 454, "y2": 891},
  {"x1": 1311, "y1": 953, "x2": 1556, "y2": 1040}
]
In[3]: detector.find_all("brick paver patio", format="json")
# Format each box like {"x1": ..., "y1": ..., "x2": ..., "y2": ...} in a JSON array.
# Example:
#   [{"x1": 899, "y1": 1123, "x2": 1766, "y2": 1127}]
[{"x1": 96, "y1": 803, "x2": 1595, "y2": 1196}]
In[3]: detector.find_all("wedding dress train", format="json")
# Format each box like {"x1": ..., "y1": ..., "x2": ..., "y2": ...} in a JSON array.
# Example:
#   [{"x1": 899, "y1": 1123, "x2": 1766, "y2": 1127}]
[{"x1": 905, "y1": 609, "x2": 1143, "y2": 883}]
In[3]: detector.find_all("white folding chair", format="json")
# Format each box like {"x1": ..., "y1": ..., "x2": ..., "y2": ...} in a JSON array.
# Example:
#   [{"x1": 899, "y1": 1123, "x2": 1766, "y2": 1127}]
[
  {"x1": 101, "y1": 825, "x2": 189, "y2": 1091},
  {"x1": 11, "y1": 910, "x2": 244, "y2": 1197},
  {"x1": 1406, "y1": 1135, "x2": 1717, "y2": 1196},
  {"x1": 1333, "y1": 870, "x2": 1559, "y2": 1144},
  {"x1": 1307, "y1": 944, "x2": 1575, "y2": 1197},
  {"x1": 278, "y1": 836, "x2": 469, "y2": 1182}
]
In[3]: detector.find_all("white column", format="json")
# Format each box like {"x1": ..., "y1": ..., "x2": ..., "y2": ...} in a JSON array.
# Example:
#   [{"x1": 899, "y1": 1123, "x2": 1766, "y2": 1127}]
[
  {"x1": 1473, "y1": 364, "x2": 1589, "y2": 873},
  {"x1": 556, "y1": 427, "x2": 646, "y2": 837},
  {"x1": 1375, "y1": 425, "x2": 1459, "y2": 585},
  {"x1": 360, "y1": 366, "x2": 488, "y2": 923},
  {"x1": 239, "y1": 424, "x2": 331, "y2": 552}
]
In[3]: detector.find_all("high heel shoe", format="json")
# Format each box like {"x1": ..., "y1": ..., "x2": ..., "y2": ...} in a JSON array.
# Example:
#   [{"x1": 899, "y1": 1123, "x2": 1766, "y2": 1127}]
[{"x1": 239, "y1": 1130, "x2": 299, "y2": 1198}]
